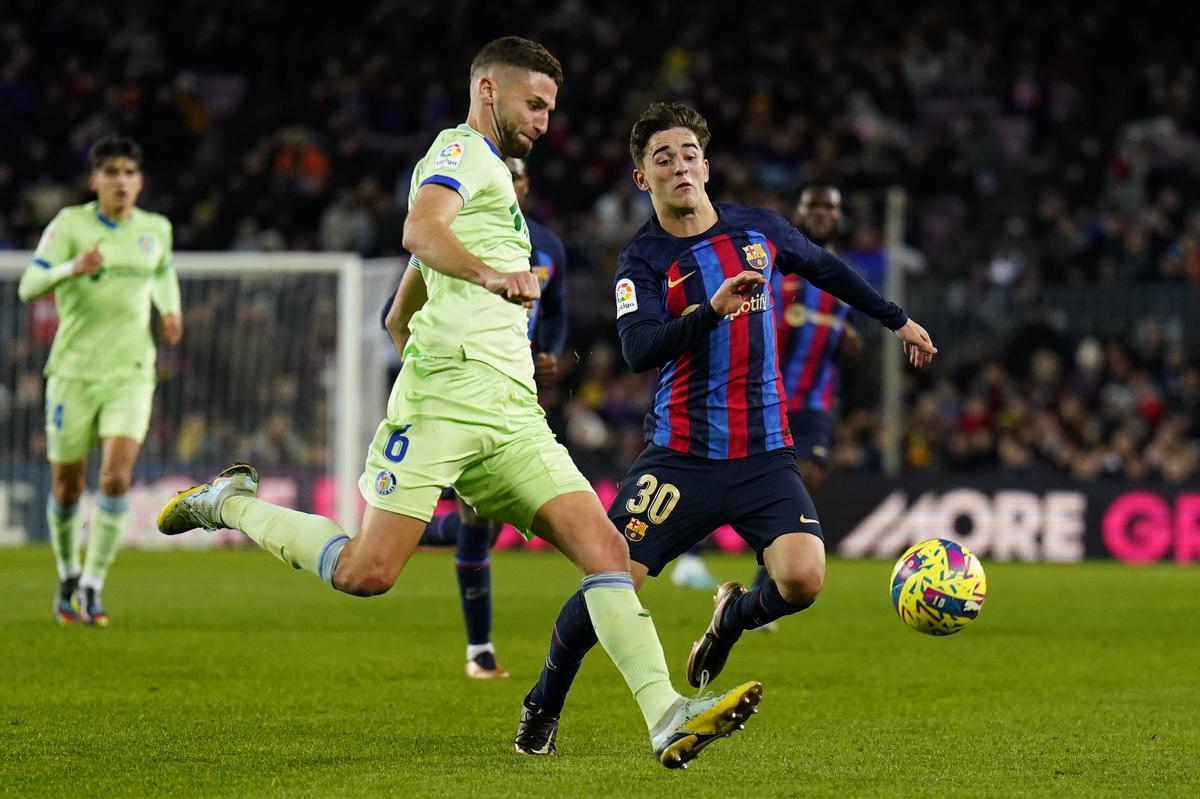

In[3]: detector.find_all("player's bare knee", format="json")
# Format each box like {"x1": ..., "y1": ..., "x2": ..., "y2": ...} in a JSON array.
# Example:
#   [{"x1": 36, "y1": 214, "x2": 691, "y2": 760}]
[
  {"x1": 52, "y1": 475, "x2": 85, "y2": 507},
  {"x1": 601, "y1": 525, "x2": 631, "y2": 566},
  {"x1": 776, "y1": 567, "x2": 824, "y2": 609},
  {"x1": 98, "y1": 471, "x2": 131, "y2": 498},
  {"x1": 53, "y1": 483, "x2": 83, "y2": 508},
  {"x1": 581, "y1": 524, "x2": 630, "y2": 574},
  {"x1": 333, "y1": 561, "x2": 397, "y2": 597},
  {"x1": 338, "y1": 571, "x2": 395, "y2": 597}
]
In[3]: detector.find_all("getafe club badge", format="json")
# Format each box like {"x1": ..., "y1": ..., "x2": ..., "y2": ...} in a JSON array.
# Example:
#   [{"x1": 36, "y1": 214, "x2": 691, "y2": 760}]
[
  {"x1": 624, "y1": 518, "x2": 648, "y2": 542},
  {"x1": 375, "y1": 470, "x2": 397, "y2": 496},
  {"x1": 138, "y1": 234, "x2": 155, "y2": 253},
  {"x1": 743, "y1": 242, "x2": 769, "y2": 270}
]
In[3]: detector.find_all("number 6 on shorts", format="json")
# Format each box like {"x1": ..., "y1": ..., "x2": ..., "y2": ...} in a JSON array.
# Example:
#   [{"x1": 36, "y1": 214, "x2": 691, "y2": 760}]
[{"x1": 383, "y1": 424, "x2": 411, "y2": 463}]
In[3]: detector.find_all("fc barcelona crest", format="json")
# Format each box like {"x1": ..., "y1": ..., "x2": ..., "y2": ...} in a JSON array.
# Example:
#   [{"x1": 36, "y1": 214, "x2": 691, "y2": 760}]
[
  {"x1": 624, "y1": 518, "x2": 648, "y2": 542},
  {"x1": 743, "y1": 242, "x2": 768, "y2": 270}
]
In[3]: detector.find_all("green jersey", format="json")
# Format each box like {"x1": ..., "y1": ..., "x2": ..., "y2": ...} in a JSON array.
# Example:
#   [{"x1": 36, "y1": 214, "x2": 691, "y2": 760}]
[
  {"x1": 405, "y1": 124, "x2": 534, "y2": 389},
  {"x1": 19, "y1": 201, "x2": 180, "y2": 380}
]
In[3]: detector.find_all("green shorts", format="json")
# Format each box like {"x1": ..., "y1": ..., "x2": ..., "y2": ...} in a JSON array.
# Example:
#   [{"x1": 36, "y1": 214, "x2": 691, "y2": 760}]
[
  {"x1": 45, "y1": 374, "x2": 156, "y2": 463},
  {"x1": 359, "y1": 354, "x2": 593, "y2": 535}
]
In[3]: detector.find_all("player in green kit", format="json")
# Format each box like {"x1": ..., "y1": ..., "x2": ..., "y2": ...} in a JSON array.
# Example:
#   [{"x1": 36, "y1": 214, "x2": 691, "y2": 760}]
[
  {"x1": 156, "y1": 36, "x2": 762, "y2": 768},
  {"x1": 18, "y1": 136, "x2": 182, "y2": 626}
]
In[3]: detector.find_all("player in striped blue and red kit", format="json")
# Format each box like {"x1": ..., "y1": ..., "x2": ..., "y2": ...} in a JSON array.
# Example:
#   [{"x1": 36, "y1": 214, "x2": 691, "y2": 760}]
[
  {"x1": 774, "y1": 184, "x2": 856, "y2": 483},
  {"x1": 675, "y1": 185, "x2": 859, "y2": 595},
  {"x1": 513, "y1": 103, "x2": 937, "y2": 756}
]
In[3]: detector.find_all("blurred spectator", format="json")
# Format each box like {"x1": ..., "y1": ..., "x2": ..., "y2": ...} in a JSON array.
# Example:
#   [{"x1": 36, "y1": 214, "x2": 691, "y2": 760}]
[{"x1": 0, "y1": 0, "x2": 1197, "y2": 485}]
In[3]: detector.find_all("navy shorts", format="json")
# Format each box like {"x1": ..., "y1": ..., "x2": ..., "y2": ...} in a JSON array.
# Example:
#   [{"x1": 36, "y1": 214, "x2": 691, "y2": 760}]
[
  {"x1": 789, "y1": 409, "x2": 834, "y2": 468},
  {"x1": 608, "y1": 445, "x2": 823, "y2": 577}
]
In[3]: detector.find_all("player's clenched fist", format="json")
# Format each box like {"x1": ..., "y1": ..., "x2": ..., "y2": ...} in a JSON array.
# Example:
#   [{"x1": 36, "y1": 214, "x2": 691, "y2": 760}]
[
  {"x1": 708, "y1": 270, "x2": 766, "y2": 316},
  {"x1": 73, "y1": 242, "x2": 103, "y2": 276},
  {"x1": 484, "y1": 269, "x2": 541, "y2": 307}
]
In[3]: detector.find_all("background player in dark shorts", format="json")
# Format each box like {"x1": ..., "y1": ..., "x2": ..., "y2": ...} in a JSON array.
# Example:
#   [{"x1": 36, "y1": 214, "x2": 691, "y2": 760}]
[{"x1": 776, "y1": 184, "x2": 858, "y2": 487}]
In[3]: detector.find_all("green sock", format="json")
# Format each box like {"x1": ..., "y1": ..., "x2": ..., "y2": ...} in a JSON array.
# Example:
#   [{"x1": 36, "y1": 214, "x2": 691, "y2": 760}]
[
  {"x1": 581, "y1": 572, "x2": 681, "y2": 730},
  {"x1": 221, "y1": 495, "x2": 349, "y2": 582},
  {"x1": 47, "y1": 497, "x2": 82, "y2": 580},
  {"x1": 82, "y1": 494, "x2": 129, "y2": 589}
]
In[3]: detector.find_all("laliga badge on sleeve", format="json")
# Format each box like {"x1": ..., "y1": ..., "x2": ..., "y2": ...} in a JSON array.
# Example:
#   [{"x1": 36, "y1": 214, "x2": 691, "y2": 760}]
[
  {"x1": 434, "y1": 141, "x2": 465, "y2": 170},
  {"x1": 616, "y1": 278, "x2": 638, "y2": 318}
]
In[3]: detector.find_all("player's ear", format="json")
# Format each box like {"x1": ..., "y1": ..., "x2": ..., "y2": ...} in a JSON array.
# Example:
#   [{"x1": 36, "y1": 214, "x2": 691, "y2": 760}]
[
  {"x1": 701, "y1": 158, "x2": 710, "y2": 184},
  {"x1": 479, "y1": 75, "x2": 497, "y2": 105},
  {"x1": 632, "y1": 168, "x2": 651, "y2": 193},
  {"x1": 87, "y1": 172, "x2": 98, "y2": 193}
]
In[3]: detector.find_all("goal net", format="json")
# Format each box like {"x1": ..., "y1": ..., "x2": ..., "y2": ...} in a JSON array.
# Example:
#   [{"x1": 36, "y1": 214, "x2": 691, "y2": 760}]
[{"x1": 0, "y1": 252, "x2": 401, "y2": 547}]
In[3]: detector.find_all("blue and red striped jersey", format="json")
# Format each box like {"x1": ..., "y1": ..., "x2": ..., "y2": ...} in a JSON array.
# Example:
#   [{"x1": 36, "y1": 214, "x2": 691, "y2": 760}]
[
  {"x1": 615, "y1": 203, "x2": 905, "y2": 460},
  {"x1": 771, "y1": 272, "x2": 852, "y2": 412}
]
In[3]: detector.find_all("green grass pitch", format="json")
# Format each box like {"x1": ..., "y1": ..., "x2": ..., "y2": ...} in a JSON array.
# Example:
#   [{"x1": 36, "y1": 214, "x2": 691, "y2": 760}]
[{"x1": 2, "y1": 547, "x2": 1198, "y2": 797}]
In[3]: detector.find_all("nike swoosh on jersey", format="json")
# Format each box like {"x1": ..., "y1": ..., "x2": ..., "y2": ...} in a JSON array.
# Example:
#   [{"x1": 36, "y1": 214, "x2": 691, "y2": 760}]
[
  {"x1": 799, "y1": 515, "x2": 820, "y2": 524},
  {"x1": 667, "y1": 271, "x2": 696, "y2": 288}
]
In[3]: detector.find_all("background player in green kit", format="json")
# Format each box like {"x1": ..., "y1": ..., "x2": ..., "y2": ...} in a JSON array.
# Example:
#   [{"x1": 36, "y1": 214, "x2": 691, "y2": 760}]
[
  {"x1": 157, "y1": 36, "x2": 763, "y2": 768},
  {"x1": 18, "y1": 136, "x2": 183, "y2": 626}
]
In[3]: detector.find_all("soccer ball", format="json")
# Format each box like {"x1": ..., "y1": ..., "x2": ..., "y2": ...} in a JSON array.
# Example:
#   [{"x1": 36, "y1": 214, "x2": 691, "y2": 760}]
[{"x1": 889, "y1": 538, "x2": 987, "y2": 636}]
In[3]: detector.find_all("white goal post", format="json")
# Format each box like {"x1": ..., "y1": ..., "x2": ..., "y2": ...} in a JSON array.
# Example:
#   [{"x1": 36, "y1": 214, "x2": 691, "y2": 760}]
[{"x1": 0, "y1": 251, "x2": 400, "y2": 544}]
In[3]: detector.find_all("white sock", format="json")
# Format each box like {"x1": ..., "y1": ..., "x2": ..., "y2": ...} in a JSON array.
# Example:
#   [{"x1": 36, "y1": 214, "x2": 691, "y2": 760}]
[{"x1": 466, "y1": 642, "x2": 495, "y2": 660}]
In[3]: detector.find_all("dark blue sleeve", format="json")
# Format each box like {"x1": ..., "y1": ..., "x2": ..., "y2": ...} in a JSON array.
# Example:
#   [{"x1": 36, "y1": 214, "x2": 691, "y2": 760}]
[
  {"x1": 768, "y1": 211, "x2": 908, "y2": 330},
  {"x1": 615, "y1": 247, "x2": 722, "y2": 372},
  {"x1": 533, "y1": 232, "x2": 568, "y2": 355}
]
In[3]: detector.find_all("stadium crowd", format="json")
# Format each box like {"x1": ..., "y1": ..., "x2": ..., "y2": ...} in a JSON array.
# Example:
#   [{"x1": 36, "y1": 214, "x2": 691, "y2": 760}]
[{"x1": 1, "y1": 0, "x2": 1197, "y2": 481}]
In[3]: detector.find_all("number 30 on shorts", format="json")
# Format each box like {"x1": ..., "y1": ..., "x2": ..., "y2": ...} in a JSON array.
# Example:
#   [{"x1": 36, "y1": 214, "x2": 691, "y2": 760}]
[
  {"x1": 624, "y1": 473, "x2": 681, "y2": 524},
  {"x1": 383, "y1": 424, "x2": 412, "y2": 463}
]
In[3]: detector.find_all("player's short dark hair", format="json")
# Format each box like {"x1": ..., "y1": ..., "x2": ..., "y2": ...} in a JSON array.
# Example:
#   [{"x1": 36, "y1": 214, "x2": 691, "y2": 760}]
[
  {"x1": 629, "y1": 102, "x2": 712, "y2": 166},
  {"x1": 470, "y1": 36, "x2": 563, "y2": 87},
  {"x1": 88, "y1": 136, "x2": 143, "y2": 170}
]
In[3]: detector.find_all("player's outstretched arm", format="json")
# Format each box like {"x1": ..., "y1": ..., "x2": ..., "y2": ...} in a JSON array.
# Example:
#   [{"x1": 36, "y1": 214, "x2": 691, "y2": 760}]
[
  {"x1": 800, "y1": 247, "x2": 936, "y2": 368},
  {"x1": 18, "y1": 242, "x2": 102, "y2": 303},
  {"x1": 402, "y1": 184, "x2": 538, "y2": 306},
  {"x1": 790, "y1": 246, "x2": 906, "y2": 327},
  {"x1": 384, "y1": 264, "x2": 428, "y2": 356}
]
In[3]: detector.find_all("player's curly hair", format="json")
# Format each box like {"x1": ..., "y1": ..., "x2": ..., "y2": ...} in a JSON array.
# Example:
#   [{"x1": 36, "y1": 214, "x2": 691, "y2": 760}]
[
  {"x1": 470, "y1": 36, "x2": 563, "y2": 87},
  {"x1": 88, "y1": 136, "x2": 143, "y2": 170},
  {"x1": 629, "y1": 102, "x2": 712, "y2": 166}
]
